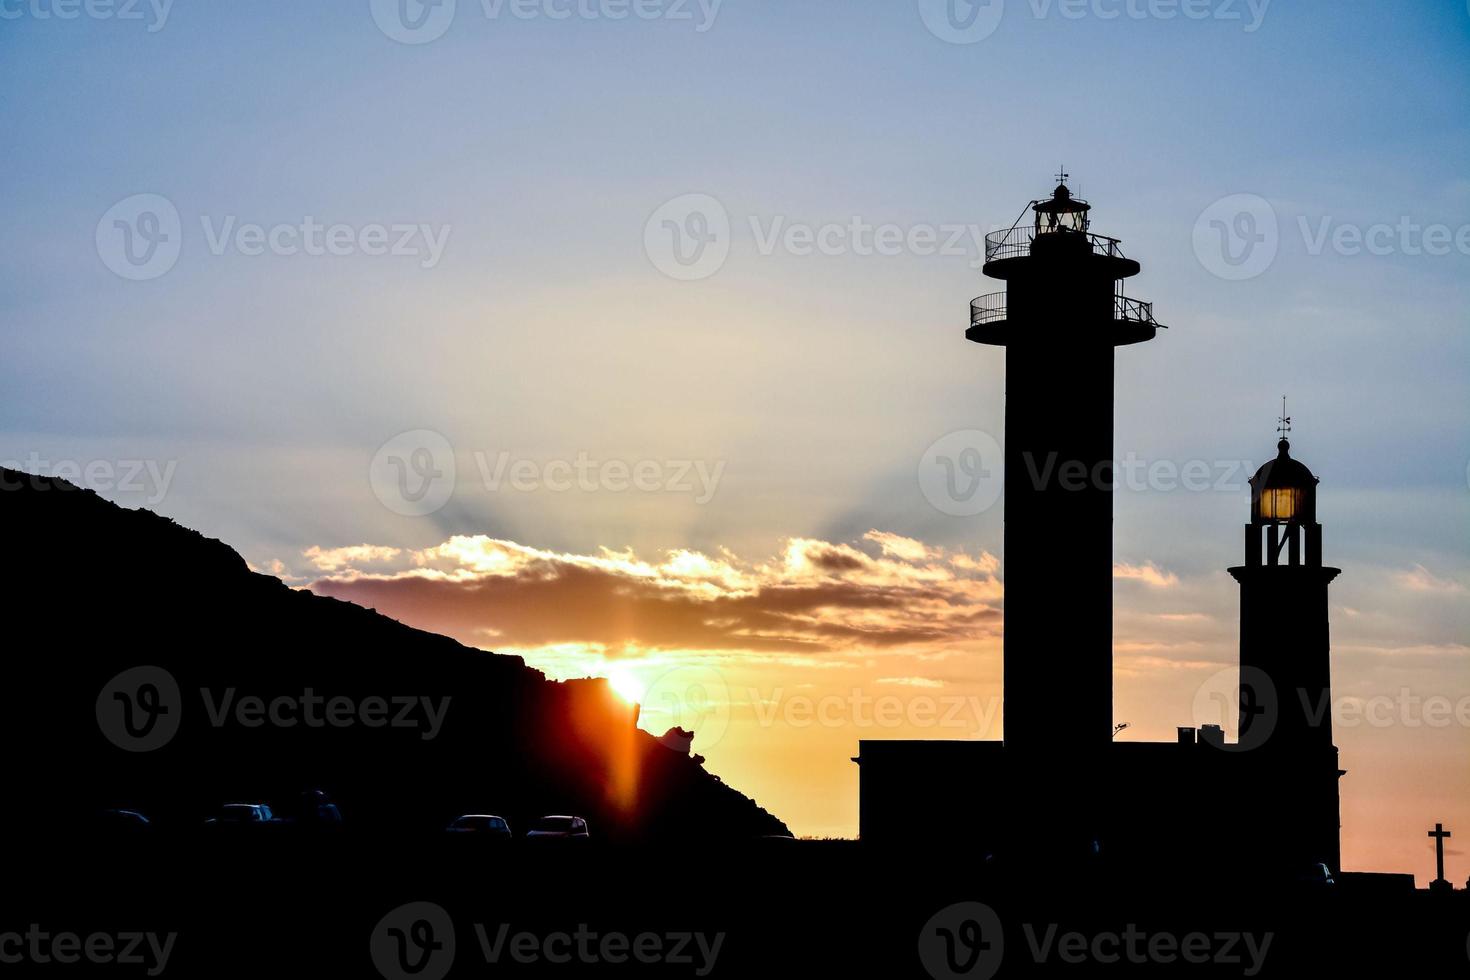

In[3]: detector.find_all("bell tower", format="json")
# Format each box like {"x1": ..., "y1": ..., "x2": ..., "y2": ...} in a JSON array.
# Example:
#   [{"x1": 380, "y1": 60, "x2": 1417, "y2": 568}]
[{"x1": 1228, "y1": 406, "x2": 1343, "y2": 871}]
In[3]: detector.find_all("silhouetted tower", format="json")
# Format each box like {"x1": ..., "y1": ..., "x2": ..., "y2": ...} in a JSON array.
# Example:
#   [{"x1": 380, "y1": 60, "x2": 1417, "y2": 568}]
[
  {"x1": 1228, "y1": 412, "x2": 1343, "y2": 870},
  {"x1": 969, "y1": 178, "x2": 1163, "y2": 853}
]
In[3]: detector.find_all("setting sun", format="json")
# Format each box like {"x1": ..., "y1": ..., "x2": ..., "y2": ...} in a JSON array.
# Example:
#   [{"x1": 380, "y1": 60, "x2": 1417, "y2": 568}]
[{"x1": 604, "y1": 665, "x2": 647, "y2": 706}]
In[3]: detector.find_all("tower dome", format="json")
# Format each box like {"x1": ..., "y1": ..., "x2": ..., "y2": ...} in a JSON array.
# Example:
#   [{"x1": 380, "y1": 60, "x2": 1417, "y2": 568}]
[{"x1": 1250, "y1": 438, "x2": 1317, "y2": 524}]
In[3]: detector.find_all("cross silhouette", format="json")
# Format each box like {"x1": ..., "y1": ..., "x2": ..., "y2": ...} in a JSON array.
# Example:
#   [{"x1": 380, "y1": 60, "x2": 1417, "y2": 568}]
[{"x1": 1428, "y1": 822, "x2": 1452, "y2": 883}]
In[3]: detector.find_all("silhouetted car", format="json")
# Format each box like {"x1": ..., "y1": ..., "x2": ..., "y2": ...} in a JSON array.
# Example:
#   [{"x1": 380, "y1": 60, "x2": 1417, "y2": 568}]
[
  {"x1": 445, "y1": 814, "x2": 512, "y2": 838},
  {"x1": 205, "y1": 804, "x2": 277, "y2": 826},
  {"x1": 1293, "y1": 863, "x2": 1336, "y2": 888},
  {"x1": 296, "y1": 790, "x2": 343, "y2": 827},
  {"x1": 526, "y1": 815, "x2": 589, "y2": 839},
  {"x1": 95, "y1": 809, "x2": 151, "y2": 831}
]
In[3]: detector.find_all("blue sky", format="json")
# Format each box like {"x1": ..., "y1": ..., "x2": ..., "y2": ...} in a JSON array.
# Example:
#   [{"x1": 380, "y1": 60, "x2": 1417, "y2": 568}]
[{"x1": 3, "y1": 0, "x2": 1468, "y2": 857}]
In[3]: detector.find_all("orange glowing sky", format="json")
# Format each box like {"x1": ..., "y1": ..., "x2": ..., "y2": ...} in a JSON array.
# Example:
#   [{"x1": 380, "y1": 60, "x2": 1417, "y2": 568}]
[
  {"x1": 295, "y1": 528, "x2": 1470, "y2": 882},
  {"x1": 4, "y1": 0, "x2": 1467, "y2": 887}
]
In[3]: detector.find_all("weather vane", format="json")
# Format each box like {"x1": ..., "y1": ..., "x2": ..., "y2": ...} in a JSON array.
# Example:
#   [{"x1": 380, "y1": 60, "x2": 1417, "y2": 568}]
[
  {"x1": 1277, "y1": 396, "x2": 1292, "y2": 441},
  {"x1": 1055, "y1": 166, "x2": 1069, "y2": 185}
]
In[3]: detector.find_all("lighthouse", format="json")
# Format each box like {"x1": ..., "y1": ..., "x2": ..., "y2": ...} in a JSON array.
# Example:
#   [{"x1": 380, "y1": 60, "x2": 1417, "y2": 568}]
[
  {"x1": 968, "y1": 178, "x2": 1163, "y2": 850},
  {"x1": 1229, "y1": 411, "x2": 1344, "y2": 871},
  {"x1": 856, "y1": 180, "x2": 1349, "y2": 879}
]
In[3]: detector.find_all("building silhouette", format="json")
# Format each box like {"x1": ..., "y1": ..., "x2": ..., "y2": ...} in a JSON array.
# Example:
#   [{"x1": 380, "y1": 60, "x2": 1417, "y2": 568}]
[{"x1": 854, "y1": 182, "x2": 1343, "y2": 878}]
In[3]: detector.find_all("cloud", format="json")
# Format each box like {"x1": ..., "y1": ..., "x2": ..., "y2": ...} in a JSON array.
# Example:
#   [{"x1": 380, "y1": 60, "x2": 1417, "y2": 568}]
[
  {"x1": 306, "y1": 531, "x2": 1003, "y2": 661},
  {"x1": 1113, "y1": 562, "x2": 1180, "y2": 588},
  {"x1": 303, "y1": 544, "x2": 404, "y2": 572},
  {"x1": 875, "y1": 676, "x2": 945, "y2": 688},
  {"x1": 1395, "y1": 564, "x2": 1465, "y2": 595}
]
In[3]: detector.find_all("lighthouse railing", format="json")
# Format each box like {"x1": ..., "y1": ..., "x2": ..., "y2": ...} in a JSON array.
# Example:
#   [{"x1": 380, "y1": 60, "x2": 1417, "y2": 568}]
[
  {"x1": 1115, "y1": 294, "x2": 1163, "y2": 328},
  {"x1": 983, "y1": 226, "x2": 1126, "y2": 263},
  {"x1": 969, "y1": 291, "x2": 1164, "y2": 329},
  {"x1": 970, "y1": 292, "x2": 1007, "y2": 327}
]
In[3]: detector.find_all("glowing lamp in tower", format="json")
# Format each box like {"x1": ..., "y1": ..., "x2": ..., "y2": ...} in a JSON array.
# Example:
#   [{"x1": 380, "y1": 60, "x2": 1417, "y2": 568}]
[
  {"x1": 1252, "y1": 446, "x2": 1317, "y2": 524},
  {"x1": 1241, "y1": 403, "x2": 1327, "y2": 569},
  {"x1": 1033, "y1": 181, "x2": 1091, "y2": 235}
]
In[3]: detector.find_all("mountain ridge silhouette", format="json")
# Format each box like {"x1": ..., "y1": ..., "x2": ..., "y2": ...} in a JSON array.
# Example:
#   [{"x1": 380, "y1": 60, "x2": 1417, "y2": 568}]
[{"x1": 0, "y1": 467, "x2": 788, "y2": 840}]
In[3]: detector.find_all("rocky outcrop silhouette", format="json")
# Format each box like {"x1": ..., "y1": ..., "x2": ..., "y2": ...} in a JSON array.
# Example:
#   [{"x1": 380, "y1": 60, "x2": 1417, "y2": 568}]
[{"x1": 0, "y1": 468, "x2": 788, "y2": 840}]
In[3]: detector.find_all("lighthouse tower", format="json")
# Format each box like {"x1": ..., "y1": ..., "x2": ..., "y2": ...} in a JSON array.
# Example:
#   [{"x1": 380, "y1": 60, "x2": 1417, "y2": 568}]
[
  {"x1": 1229, "y1": 412, "x2": 1343, "y2": 871},
  {"x1": 969, "y1": 177, "x2": 1163, "y2": 853}
]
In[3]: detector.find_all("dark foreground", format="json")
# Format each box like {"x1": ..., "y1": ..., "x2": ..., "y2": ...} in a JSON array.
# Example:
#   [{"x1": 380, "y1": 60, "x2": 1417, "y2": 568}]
[{"x1": 4, "y1": 835, "x2": 1466, "y2": 977}]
